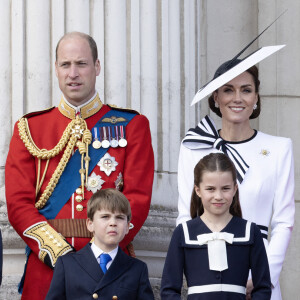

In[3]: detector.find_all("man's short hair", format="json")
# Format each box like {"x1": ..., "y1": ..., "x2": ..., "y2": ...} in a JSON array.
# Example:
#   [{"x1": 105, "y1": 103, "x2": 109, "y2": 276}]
[
  {"x1": 55, "y1": 31, "x2": 98, "y2": 63},
  {"x1": 87, "y1": 189, "x2": 131, "y2": 221}
]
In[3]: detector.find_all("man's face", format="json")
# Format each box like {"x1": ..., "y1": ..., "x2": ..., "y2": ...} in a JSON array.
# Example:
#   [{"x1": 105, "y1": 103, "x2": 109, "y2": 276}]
[{"x1": 55, "y1": 36, "x2": 100, "y2": 106}]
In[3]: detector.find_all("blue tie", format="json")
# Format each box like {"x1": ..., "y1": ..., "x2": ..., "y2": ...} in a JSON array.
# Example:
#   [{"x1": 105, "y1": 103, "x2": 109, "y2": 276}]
[{"x1": 99, "y1": 253, "x2": 112, "y2": 274}]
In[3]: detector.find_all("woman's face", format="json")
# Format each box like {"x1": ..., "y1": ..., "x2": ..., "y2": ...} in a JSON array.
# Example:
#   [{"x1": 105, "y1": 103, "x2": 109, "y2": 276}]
[{"x1": 214, "y1": 72, "x2": 258, "y2": 125}]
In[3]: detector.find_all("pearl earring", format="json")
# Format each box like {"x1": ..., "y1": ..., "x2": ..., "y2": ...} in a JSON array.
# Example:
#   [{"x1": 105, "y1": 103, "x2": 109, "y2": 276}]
[
  {"x1": 215, "y1": 102, "x2": 219, "y2": 108},
  {"x1": 253, "y1": 104, "x2": 257, "y2": 110}
]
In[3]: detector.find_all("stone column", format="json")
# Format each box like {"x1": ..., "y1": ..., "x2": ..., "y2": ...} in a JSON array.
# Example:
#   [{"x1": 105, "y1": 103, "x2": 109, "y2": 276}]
[
  {"x1": 258, "y1": 2, "x2": 300, "y2": 297},
  {"x1": 1, "y1": 1, "x2": 15, "y2": 296},
  {"x1": 104, "y1": 0, "x2": 127, "y2": 107},
  {"x1": 26, "y1": 0, "x2": 51, "y2": 111},
  {"x1": 1, "y1": 1, "x2": 299, "y2": 299}
]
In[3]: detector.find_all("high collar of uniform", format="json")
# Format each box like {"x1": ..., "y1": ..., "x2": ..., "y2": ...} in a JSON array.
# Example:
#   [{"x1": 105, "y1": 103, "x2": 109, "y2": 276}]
[{"x1": 58, "y1": 93, "x2": 103, "y2": 119}]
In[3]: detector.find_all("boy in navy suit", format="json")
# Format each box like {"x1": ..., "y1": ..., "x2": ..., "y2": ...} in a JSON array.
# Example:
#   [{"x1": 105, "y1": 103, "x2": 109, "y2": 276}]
[{"x1": 46, "y1": 189, "x2": 154, "y2": 300}]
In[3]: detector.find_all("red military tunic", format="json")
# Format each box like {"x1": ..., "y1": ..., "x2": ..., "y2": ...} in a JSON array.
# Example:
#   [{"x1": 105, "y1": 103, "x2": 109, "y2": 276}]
[{"x1": 5, "y1": 94, "x2": 154, "y2": 299}]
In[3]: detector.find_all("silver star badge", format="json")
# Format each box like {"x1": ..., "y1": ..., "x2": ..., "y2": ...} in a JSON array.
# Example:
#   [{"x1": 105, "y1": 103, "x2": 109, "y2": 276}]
[
  {"x1": 98, "y1": 153, "x2": 118, "y2": 176},
  {"x1": 86, "y1": 172, "x2": 105, "y2": 193},
  {"x1": 71, "y1": 125, "x2": 84, "y2": 138}
]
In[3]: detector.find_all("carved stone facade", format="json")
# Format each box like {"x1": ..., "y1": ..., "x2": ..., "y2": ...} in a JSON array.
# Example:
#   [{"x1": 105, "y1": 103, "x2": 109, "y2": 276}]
[{"x1": 1, "y1": 1, "x2": 299, "y2": 299}]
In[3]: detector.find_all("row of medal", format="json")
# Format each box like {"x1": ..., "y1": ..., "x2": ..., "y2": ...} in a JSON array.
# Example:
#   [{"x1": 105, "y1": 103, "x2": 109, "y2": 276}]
[{"x1": 92, "y1": 125, "x2": 127, "y2": 149}]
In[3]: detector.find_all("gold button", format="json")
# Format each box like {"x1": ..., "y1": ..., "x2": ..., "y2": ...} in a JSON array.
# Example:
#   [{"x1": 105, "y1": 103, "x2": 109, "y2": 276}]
[
  {"x1": 76, "y1": 204, "x2": 83, "y2": 212},
  {"x1": 76, "y1": 188, "x2": 82, "y2": 195},
  {"x1": 75, "y1": 195, "x2": 83, "y2": 202},
  {"x1": 92, "y1": 293, "x2": 98, "y2": 299},
  {"x1": 112, "y1": 296, "x2": 118, "y2": 300}
]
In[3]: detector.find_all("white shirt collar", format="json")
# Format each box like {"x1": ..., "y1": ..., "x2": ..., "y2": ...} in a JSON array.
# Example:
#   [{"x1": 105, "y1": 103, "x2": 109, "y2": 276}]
[
  {"x1": 91, "y1": 242, "x2": 118, "y2": 268},
  {"x1": 62, "y1": 91, "x2": 98, "y2": 114}
]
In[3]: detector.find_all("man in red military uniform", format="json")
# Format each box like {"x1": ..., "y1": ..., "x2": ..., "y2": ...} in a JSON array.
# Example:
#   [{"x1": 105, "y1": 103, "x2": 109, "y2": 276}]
[{"x1": 5, "y1": 32, "x2": 154, "y2": 300}]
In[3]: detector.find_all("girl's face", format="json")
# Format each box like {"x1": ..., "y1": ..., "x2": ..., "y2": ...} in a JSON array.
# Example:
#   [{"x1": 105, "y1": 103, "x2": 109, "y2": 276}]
[
  {"x1": 214, "y1": 72, "x2": 258, "y2": 126},
  {"x1": 195, "y1": 171, "x2": 237, "y2": 218}
]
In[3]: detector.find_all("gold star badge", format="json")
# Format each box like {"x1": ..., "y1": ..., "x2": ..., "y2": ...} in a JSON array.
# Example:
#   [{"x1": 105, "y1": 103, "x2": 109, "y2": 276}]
[{"x1": 260, "y1": 149, "x2": 270, "y2": 157}]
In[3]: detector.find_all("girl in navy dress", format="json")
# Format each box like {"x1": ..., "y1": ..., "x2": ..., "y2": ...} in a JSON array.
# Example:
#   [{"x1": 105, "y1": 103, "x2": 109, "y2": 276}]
[{"x1": 161, "y1": 153, "x2": 271, "y2": 300}]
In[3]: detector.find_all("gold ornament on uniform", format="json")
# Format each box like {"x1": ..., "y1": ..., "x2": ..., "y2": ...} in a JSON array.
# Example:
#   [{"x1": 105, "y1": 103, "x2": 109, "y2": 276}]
[
  {"x1": 23, "y1": 222, "x2": 73, "y2": 266},
  {"x1": 76, "y1": 128, "x2": 92, "y2": 199},
  {"x1": 18, "y1": 115, "x2": 91, "y2": 209},
  {"x1": 76, "y1": 204, "x2": 84, "y2": 212},
  {"x1": 101, "y1": 116, "x2": 126, "y2": 124}
]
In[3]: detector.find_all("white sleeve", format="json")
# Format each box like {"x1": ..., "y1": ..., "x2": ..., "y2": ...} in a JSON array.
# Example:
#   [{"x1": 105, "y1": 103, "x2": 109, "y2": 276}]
[
  {"x1": 176, "y1": 143, "x2": 195, "y2": 226},
  {"x1": 267, "y1": 138, "x2": 295, "y2": 287}
]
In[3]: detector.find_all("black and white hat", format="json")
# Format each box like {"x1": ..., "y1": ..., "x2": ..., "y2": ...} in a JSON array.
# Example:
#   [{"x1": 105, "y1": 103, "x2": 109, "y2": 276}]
[{"x1": 191, "y1": 13, "x2": 286, "y2": 106}]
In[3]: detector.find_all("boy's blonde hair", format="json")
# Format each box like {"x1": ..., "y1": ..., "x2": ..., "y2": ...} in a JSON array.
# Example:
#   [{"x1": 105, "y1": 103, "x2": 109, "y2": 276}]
[{"x1": 87, "y1": 189, "x2": 131, "y2": 221}]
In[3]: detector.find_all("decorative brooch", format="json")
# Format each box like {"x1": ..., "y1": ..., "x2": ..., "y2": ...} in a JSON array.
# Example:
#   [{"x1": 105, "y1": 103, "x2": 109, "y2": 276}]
[
  {"x1": 260, "y1": 149, "x2": 270, "y2": 157},
  {"x1": 98, "y1": 153, "x2": 118, "y2": 176},
  {"x1": 86, "y1": 172, "x2": 105, "y2": 193}
]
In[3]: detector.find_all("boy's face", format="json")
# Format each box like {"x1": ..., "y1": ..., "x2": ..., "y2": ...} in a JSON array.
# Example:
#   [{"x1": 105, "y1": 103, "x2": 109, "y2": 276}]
[{"x1": 87, "y1": 209, "x2": 130, "y2": 252}]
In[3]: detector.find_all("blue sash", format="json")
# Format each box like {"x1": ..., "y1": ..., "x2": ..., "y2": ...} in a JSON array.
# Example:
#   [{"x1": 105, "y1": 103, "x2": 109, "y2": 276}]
[{"x1": 39, "y1": 109, "x2": 137, "y2": 219}]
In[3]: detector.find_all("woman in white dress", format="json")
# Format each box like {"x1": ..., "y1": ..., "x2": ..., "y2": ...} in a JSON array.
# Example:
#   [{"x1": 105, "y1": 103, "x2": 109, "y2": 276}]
[{"x1": 177, "y1": 58, "x2": 295, "y2": 300}]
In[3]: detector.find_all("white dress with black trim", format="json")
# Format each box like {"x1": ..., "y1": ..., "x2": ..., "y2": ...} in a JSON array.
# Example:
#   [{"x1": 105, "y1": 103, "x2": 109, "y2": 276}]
[
  {"x1": 177, "y1": 118, "x2": 295, "y2": 300},
  {"x1": 160, "y1": 216, "x2": 271, "y2": 300}
]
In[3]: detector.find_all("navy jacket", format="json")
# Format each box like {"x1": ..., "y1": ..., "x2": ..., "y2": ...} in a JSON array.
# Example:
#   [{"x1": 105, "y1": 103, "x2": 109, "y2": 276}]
[
  {"x1": 161, "y1": 216, "x2": 271, "y2": 300},
  {"x1": 46, "y1": 244, "x2": 154, "y2": 300}
]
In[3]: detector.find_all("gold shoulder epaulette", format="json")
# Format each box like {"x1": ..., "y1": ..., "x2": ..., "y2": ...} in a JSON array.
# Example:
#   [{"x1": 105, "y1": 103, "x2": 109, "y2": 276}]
[
  {"x1": 21, "y1": 107, "x2": 56, "y2": 119},
  {"x1": 107, "y1": 104, "x2": 140, "y2": 115}
]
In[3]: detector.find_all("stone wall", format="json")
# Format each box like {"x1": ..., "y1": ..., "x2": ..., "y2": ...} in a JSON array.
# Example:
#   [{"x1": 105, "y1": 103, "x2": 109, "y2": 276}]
[{"x1": 1, "y1": 1, "x2": 300, "y2": 299}]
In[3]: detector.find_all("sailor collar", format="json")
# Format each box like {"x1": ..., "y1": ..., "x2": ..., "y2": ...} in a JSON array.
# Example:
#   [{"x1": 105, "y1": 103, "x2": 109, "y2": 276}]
[
  {"x1": 181, "y1": 217, "x2": 253, "y2": 272},
  {"x1": 58, "y1": 93, "x2": 103, "y2": 119},
  {"x1": 182, "y1": 216, "x2": 252, "y2": 246}
]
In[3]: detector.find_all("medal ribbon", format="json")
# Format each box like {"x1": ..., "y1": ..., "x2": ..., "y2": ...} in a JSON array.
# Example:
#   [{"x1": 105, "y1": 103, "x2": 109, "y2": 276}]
[
  {"x1": 120, "y1": 125, "x2": 125, "y2": 139},
  {"x1": 93, "y1": 127, "x2": 99, "y2": 140},
  {"x1": 115, "y1": 125, "x2": 119, "y2": 140},
  {"x1": 107, "y1": 126, "x2": 112, "y2": 143},
  {"x1": 182, "y1": 115, "x2": 249, "y2": 183},
  {"x1": 102, "y1": 127, "x2": 108, "y2": 142}
]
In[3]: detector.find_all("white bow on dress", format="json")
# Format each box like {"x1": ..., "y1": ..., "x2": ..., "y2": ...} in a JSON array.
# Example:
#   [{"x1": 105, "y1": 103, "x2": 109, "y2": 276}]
[{"x1": 197, "y1": 232, "x2": 234, "y2": 271}]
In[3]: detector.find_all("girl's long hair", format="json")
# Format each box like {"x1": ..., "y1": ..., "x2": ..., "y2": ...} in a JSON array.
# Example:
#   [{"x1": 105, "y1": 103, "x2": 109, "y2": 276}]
[{"x1": 190, "y1": 153, "x2": 242, "y2": 218}]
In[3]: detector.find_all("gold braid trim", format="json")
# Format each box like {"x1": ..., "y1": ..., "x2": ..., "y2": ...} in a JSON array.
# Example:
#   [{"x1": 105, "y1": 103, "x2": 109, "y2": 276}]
[
  {"x1": 35, "y1": 134, "x2": 78, "y2": 209},
  {"x1": 18, "y1": 117, "x2": 77, "y2": 159},
  {"x1": 18, "y1": 116, "x2": 91, "y2": 209},
  {"x1": 23, "y1": 222, "x2": 73, "y2": 267},
  {"x1": 76, "y1": 129, "x2": 92, "y2": 199}
]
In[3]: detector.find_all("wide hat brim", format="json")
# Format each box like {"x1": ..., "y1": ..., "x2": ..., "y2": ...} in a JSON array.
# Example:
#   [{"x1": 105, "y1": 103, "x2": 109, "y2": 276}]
[{"x1": 191, "y1": 44, "x2": 286, "y2": 106}]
